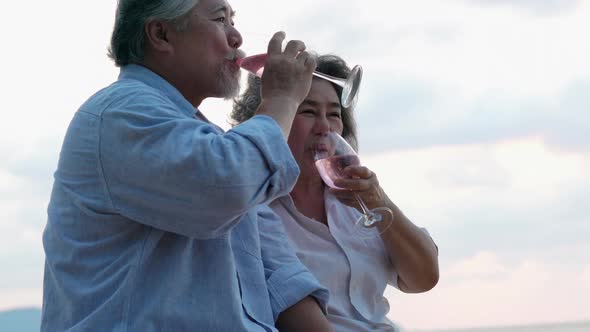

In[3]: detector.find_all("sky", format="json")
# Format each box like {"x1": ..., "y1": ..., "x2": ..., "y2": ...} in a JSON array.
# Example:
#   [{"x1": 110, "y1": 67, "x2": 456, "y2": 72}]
[{"x1": 1, "y1": 0, "x2": 589, "y2": 330}]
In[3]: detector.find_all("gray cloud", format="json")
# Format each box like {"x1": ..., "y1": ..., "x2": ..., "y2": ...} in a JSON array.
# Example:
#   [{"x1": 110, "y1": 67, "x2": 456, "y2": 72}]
[
  {"x1": 280, "y1": 2, "x2": 461, "y2": 61},
  {"x1": 426, "y1": 156, "x2": 512, "y2": 190},
  {"x1": 430, "y1": 179, "x2": 590, "y2": 265},
  {"x1": 355, "y1": 77, "x2": 590, "y2": 154},
  {"x1": 272, "y1": 0, "x2": 590, "y2": 155},
  {"x1": 0, "y1": 135, "x2": 59, "y2": 232},
  {"x1": 467, "y1": 0, "x2": 582, "y2": 16},
  {"x1": 543, "y1": 79, "x2": 590, "y2": 153},
  {"x1": 0, "y1": 135, "x2": 60, "y2": 193},
  {"x1": 0, "y1": 253, "x2": 44, "y2": 290}
]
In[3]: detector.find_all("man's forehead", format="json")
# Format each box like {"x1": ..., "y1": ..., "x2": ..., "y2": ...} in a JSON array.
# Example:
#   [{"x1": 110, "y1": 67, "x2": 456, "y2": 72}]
[{"x1": 195, "y1": 0, "x2": 235, "y2": 15}]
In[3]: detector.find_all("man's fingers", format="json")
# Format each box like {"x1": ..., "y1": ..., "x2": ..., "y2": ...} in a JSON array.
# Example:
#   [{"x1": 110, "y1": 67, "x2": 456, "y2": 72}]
[
  {"x1": 267, "y1": 31, "x2": 286, "y2": 55},
  {"x1": 298, "y1": 51, "x2": 317, "y2": 74},
  {"x1": 296, "y1": 51, "x2": 309, "y2": 65},
  {"x1": 283, "y1": 39, "x2": 306, "y2": 57}
]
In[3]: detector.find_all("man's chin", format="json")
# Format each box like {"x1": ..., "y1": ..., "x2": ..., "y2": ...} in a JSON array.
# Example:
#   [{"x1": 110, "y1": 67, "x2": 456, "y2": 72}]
[
  {"x1": 221, "y1": 83, "x2": 240, "y2": 100},
  {"x1": 217, "y1": 71, "x2": 241, "y2": 100}
]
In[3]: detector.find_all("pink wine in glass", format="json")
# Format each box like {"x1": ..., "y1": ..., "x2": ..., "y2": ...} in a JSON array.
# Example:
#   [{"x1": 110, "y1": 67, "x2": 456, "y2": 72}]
[
  {"x1": 236, "y1": 53, "x2": 267, "y2": 77},
  {"x1": 313, "y1": 132, "x2": 393, "y2": 236},
  {"x1": 315, "y1": 154, "x2": 360, "y2": 189},
  {"x1": 237, "y1": 53, "x2": 364, "y2": 108}
]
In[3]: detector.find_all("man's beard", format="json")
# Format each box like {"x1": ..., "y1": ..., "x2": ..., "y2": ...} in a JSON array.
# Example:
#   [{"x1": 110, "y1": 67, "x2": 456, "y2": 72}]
[{"x1": 216, "y1": 64, "x2": 241, "y2": 100}]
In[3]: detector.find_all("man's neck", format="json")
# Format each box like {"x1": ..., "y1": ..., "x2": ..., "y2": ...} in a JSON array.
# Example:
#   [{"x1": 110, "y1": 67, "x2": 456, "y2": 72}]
[{"x1": 141, "y1": 58, "x2": 205, "y2": 108}]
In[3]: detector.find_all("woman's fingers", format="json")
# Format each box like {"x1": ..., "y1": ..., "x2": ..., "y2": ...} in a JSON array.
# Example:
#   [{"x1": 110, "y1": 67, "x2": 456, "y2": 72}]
[
  {"x1": 330, "y1": 166, "x2": 386, "y2": 211},
  {"x1": 328, "y1": 189, "x2": 361, "y2": 208},
  {"x1": 333, "y1": 166, "x2": 376, "y2": 191}
]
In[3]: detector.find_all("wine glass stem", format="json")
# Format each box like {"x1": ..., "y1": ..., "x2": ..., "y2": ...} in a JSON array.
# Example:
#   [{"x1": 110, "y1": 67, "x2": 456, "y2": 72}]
[
  {"x1": 312, "y1": 71, "x2": 346, "y2": 88},
  {"x1": 354, "y1": 193, "x2": 373, "y2": 218}
]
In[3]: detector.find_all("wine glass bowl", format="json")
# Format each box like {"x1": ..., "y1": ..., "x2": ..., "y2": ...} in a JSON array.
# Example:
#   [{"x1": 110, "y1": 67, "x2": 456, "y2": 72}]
[
  {"x1": 341, "y1": 65, "x2": 362, "y2": 109},
  {"x1": 313, "y1": 132, "x2": 393, "y2": 238},
  {"x1": 237, "y1": 53, "x2": 363, "y2": 108},
  {"x1": 236, "y1": 53, "x2": 267, "y2": 77}
]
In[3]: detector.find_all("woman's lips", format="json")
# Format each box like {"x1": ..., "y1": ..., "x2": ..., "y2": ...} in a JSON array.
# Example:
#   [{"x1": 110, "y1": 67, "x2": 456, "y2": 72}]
[{"x1": 314, "y1": 144, "x2": 328, "y2": 153}]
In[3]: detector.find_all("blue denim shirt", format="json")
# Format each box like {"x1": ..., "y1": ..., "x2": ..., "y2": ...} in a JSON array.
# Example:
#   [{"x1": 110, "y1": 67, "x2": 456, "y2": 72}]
[{"x1": 41, "y1": 64, "x2": 329, "y2": 331}]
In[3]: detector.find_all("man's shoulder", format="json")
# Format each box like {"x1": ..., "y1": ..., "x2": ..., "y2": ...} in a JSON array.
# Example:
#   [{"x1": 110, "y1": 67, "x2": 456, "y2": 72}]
[
  {"x1": 99, "y1": 78, "x2": 167, "y2": 104},
  {"x1": 80, "y1": 78, "x2": 169, "y2": 116}
]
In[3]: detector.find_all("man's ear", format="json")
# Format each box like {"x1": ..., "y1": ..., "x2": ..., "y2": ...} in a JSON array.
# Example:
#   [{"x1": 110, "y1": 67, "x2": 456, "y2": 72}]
[{"x1": 145, "y1": 20, "x2": 174, "y2": 54}]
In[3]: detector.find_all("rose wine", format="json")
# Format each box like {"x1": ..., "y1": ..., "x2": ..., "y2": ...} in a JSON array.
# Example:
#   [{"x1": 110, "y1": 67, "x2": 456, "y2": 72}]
[
  {"x1": 315, "y1": 154, "x2": 360, "y2": 189},
  {"x1": 237, "y1": 53, "x2": 268, "y2": 77}
]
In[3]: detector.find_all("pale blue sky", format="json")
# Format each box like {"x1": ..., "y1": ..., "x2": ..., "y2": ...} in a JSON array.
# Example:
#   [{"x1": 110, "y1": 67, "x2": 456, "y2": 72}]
[{"x1": 1, "y1": 0, "x2": 588, "y2": 330}]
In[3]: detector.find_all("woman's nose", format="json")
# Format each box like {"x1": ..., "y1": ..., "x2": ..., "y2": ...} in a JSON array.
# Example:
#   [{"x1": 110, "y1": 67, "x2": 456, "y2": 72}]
[{"x1": 314, "y1": 115, "x2": 331, "y2": 134}]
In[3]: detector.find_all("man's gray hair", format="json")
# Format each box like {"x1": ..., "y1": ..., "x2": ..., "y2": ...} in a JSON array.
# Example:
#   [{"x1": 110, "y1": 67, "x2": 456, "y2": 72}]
[{"x1": 108, "y1": 0, "x2": 199, "y2": 67}]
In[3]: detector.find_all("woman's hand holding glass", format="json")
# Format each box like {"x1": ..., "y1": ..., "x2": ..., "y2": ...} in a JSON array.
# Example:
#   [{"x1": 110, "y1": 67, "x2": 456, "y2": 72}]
[
  {"x1": 313, "y1": 132, "x2": 393, "y2": 238},
  {"x1": 330, "y1": 166, "x2": 389, "y2": 213}
]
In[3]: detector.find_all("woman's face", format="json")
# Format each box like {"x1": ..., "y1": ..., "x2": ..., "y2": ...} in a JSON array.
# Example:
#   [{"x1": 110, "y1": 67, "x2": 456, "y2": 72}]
[{"x1": 287, "y1": 78, "x2": 344, "y2": 178}]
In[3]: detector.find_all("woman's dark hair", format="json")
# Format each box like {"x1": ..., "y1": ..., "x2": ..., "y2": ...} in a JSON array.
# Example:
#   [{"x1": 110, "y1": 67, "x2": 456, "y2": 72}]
[{"x1": 231, "y1": 54, "x2": 358, "y2": 150}]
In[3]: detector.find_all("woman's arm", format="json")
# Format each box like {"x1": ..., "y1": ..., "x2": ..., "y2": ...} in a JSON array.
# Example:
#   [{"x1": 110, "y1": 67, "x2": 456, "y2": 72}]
[
  {"x1": 332, "y1": 166, "x2": 439, "y2": 293},
  {"x1": 276, "y1": 297, "x2": 334, "y2": 332}
]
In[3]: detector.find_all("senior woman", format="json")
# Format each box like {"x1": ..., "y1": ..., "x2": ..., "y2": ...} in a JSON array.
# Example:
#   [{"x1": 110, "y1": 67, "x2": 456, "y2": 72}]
[{"x1": 231, "y1": 54, "x2": 439, "y2": 331}]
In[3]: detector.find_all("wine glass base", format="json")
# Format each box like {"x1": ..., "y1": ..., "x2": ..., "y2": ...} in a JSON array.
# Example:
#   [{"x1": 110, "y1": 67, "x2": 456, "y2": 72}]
[
  {"x1": 362, "y1": 213, "x2": 382, "y2": 227},
  {"x1": 354, "y1": 207, "x2": 394, "y2": 239}
]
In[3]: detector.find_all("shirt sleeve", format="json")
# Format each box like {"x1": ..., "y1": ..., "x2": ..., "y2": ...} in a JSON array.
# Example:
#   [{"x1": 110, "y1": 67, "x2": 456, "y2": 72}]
[
  {"x1": 97, "y1": 89, "x2": 299, "y2": 239},
  {"x1": 256, "y1": 205, "x2": 330, "y2": 322}
]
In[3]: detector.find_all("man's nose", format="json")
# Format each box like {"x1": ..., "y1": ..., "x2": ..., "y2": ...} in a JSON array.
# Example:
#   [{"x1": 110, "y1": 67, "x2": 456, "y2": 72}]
[{"x1": 228, "y1": 25, "x2": 242, "y2": 49}]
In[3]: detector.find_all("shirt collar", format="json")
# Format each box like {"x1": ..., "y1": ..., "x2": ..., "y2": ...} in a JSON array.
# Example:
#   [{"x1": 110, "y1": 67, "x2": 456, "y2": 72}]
[{"x1": 118, "y1": 64, "x2": 201, "y2": 119}]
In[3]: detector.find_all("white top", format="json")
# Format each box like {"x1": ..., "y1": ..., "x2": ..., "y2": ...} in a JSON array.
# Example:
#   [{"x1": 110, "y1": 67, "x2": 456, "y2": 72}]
[{"x1": 270, "y1": 193, "x2": 401, "y2": 332}]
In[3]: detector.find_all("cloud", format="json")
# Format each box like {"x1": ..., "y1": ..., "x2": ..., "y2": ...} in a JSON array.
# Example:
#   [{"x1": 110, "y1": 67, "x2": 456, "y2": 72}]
[
  {"x1": 0, "y1": 136, "x2": 60, "y2": 182},
  {"x1": 468, "y1": 0, "x2": 582, "y2": 16},
  {"x1": 0, "y1": 288, "x2": 42, "y2": 312},
  {"x1": 1, "y1": 1, "x2": 589, "y2": 328},
  {"x1": 234, "y1": 0, "x2": 590, "y2": 155},
  {"x1": 0, "y1": 217, "x2": 44, "y2": 292},
  {"x1": 0, "y1": 136, "x2": 56, "y2": 228},
  {"x1": 388, "y1": 251, "x2": 590, "y2": 330},
  {"x1": 356, "y1": 75, "x2": 590, "y2": 153},
  {"x1": 445, "y1": 250, "x2": 510, "y2": 280},
  {"x1": 544, "y1": 79, "x2": 590, "y2": 153},
  {"x1": 319, "y1": 1, "x2": 590, "y2": 153},
  {"x1": 362, "y1": 138, "x2": 590, "y2": 264}
]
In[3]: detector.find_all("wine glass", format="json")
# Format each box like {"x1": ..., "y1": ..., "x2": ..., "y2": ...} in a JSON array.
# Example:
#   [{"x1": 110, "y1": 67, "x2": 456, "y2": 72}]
[
  {"x1": 313, "y1": 131, "x2": 393, "y2": 238},
  {"x1": 237, "y1": 53, "x2": 363, "y2": 108}
]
